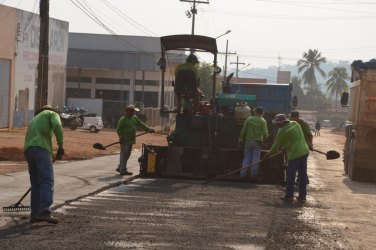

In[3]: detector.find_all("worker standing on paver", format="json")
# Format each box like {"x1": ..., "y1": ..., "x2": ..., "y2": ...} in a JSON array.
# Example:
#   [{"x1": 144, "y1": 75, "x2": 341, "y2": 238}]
[
  {"x1": 174, "y1": 54, "x2": 203, "y2": 113},
  {"x1": 263, "y1": 114, "x2": 309, "y2": 202},
  {"x1": 24, "y1": 105, "x2": 64, "y2": 224},
  {"x1": 116, "y1": 105, "x2": 154, "y2": 176},
  {"x1": 238, "y1": 106, "x2": 269, "y2": 179}
]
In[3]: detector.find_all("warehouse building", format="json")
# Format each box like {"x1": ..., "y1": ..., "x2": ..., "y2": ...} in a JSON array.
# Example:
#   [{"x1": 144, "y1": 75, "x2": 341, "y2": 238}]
[{"x1": 66, "y1": 33, "x2": 182, "y2": 127}]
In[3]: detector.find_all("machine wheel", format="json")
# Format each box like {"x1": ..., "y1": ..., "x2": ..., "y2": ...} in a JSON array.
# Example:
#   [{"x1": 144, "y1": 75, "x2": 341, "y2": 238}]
[{"x1": 89, "y1": 126, "x2": 97, "y2": 133}]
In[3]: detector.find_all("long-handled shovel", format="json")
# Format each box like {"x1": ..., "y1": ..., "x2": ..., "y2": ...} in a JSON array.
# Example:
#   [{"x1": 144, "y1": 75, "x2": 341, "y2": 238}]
[
  {"x1": 203, "y1": 152, "x2": 282, "y2": 185},
  {"x1": 311, "y1": 149, "x2": 340, "y2": 160},
  {"x1": 93, "y1": 132, "x2": 149, "y2": 150}
]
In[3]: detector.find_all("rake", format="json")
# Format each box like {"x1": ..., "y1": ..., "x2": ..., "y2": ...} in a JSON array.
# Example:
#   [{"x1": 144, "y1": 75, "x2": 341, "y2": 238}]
[
  {"x1": 202, "y1": 152, "x2": 282, "y2": 185},
  {"x1": 3, "y1": 155, "x2": 60, "y2": 212},
  {"x1": 3, "y1": 187, "x2": 31, "y2": 212}
]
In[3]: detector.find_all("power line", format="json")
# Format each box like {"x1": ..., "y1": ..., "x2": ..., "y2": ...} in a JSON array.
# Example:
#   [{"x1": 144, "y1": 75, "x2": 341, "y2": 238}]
[
  {"x1": 69, "y1": 0, "x2": 145, "y2": 52},
  {"x1": 101, "y1": 0, "x2": 158, "y2": 36},
  {"x1": 204, "y1": 9, "x2": 376, "y2": 20}
]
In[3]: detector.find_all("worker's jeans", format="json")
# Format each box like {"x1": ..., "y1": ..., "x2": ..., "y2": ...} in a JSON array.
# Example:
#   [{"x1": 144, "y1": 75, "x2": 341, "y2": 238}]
[
  {"x1": 24, "y1": 147, "x2": 54, "y2": 217},
  {"x1": 285, "y1": 154, "x2": 308, "y2": 199},
  {"x1": 241, "y1": 140, "x2": 261, "y2": 178},
  {"x1": 119, "y1": 144, "x2": 133, "y2": 173}
]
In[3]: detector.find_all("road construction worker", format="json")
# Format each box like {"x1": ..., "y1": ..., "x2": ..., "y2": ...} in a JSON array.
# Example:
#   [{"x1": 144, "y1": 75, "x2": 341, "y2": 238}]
[
  {"x1": 24, "y1": 105, "x2": 64, "y2": 224},
  {"x1": 238, "y1": 106, "x2": 269, "y2": 179},
  {"x1": 315, "y1": 120, "x2": 321, "y2": 136},
  {"x1": 263, "y1": 114, "x2": 309, "y2": 203},
  {"x1": 116, "y1": 105, "x2": 154, "y2": 175},
  {"x1": 290, "y1": 110, "x2": 313, "y2": 185},
  {"x1": 174, "y1": 54, "x2": 203, "y2": 113}
]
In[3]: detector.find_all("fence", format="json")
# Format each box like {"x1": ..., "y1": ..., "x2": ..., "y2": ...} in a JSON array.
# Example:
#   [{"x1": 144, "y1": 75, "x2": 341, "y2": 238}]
[{"x1": 143, "y1": 107, "x2": 175, "y2": 132}]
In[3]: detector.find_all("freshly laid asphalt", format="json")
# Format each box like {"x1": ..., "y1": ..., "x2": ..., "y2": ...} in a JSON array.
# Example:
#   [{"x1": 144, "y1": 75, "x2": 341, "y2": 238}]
[{"x1": 0, "y1": 150, "x2": 141, "y2": 227}]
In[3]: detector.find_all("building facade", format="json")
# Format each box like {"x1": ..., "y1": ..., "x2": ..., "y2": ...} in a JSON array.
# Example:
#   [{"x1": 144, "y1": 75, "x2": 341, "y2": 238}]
[
  {"x1": 66, "y1": 33, "x2": 183, "y2": 126},
  {"x1": 0, "y1": 4, "x2": 68, "y2": 128}
]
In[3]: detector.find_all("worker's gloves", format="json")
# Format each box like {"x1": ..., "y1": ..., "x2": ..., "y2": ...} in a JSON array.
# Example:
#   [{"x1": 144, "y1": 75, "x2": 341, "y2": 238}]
[
  {"x1": 238, "y1": 141, "x2": 244, "y2": 149},
  {"x1": 56, "y1": 146, "x2": 65, "y2": 160},
  {"x1": 149, "y1": 129, "x2": 155, "y2": 133},
  {"x1": 308, "y1": 144, "x2": 314, "y2": 151}
]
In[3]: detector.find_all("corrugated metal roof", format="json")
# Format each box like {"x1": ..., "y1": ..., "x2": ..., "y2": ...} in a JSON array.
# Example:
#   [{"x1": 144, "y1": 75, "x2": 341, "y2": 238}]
[
  {"x1": 67, "y1": 49, "x2": 159, "y2": 71},
  {"x1": 69, "y1": 33, "x2": 160, "y2": 53},
  {"x1": 67, "y1": 33, "x2": 185, "y2": 71}
]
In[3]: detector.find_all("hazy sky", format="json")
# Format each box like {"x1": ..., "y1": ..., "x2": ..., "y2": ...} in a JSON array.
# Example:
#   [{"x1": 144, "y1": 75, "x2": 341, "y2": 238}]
[{"x1": 4, "y1": 0, "x2": 376, "y2": 69}]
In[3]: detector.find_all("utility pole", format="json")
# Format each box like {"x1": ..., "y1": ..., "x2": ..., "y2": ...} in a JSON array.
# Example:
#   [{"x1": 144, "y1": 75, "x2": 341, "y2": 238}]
[
  {"x1": 180, "y1": 0, "x2": 209, "y2": 35},
  {"x1": 230, "y1": 56, "x2": 245, "y2": 83},
  {"x1": 219, "y1": 40, "x2": 236, "y2": 82},
  {"x1": 35, "y1": 0, "x2": 49, "y2": 110}
]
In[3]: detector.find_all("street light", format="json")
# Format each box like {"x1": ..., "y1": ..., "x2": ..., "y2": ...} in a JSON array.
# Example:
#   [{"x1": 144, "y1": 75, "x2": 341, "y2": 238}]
[{"x1": 215, "y1": 30, "x2": 231, "y2": 39}]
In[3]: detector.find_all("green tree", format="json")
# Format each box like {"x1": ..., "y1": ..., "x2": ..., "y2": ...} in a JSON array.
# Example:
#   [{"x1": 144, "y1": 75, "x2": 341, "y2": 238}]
[
  {"x1": 304, "y1": 85, "x2": 330, "y2": 111},
  {"x1": 291, "y1": 76, "x2": 305, "y2": 98},
  {"x1": 297, "y1": 49, "x2": 327, "y2": 109},
  {"x1": 297, "y1": 49, "x2": 327, "y2": 90},
  {"x1": 326, "y1": 66, "x2": 350, "y2": 110},
  {"x1": 198, "y1": 62, "x2": 217, "y2": 100}
]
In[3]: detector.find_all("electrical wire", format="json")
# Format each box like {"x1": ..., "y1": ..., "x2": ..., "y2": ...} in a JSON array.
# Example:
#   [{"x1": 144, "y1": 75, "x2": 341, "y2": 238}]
[
  {"x1": 101, "y1": 0, "x2": 157, "y2": 36},
  {"x1": 204, "y1": 9, "x2": 376, "y2": 20},
  {"x1": 69, "y1": 0, "x2": 145, "y2": 52}
]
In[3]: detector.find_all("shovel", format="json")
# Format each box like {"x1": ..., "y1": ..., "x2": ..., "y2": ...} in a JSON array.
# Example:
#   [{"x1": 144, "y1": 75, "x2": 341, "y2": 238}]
[
  {"x1": 311, "y1": 149, "x2": 340, "y2": 160},
  {"x1": 93, "y1": 132, "x2": 149, "y2": 150}
]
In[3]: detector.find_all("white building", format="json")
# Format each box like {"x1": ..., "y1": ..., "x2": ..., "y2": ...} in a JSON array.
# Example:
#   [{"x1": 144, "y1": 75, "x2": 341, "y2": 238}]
[{"x1": 0, "y1": 4, "x2": 69, "y2": 128}]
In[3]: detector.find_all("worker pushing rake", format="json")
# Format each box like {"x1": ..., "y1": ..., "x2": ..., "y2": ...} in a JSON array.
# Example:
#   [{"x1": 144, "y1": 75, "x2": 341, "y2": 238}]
[
  {"x1": 203, "y1": 149, "x2": 340, "y2": 185},
  {"x1": 204, "y1": 113, "x2": 340, "y2": 204}
]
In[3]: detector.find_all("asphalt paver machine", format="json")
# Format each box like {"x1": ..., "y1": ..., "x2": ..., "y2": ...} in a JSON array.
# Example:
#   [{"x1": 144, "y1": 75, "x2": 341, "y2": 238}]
[{"x1": 139, "y1": 34, "x2": 286, "y2": 183}]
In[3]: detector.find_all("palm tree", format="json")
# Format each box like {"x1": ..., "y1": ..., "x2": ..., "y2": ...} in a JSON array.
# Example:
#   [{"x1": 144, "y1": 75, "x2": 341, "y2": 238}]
[
  {"x1": 297, "y1": 49, "x2": 327, "y2": 90},
  {"x1": 290, "y1": 75, "x2": 305, "y2": 99},
  {"x1": 326, "y1": 66, "x2": 350, "y2": 111}
]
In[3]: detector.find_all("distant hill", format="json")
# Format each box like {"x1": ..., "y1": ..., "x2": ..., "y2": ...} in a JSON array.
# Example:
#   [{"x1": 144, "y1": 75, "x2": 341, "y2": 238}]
[{"x1": 233, "y1": 60, "x2": 352, "y2": 98}]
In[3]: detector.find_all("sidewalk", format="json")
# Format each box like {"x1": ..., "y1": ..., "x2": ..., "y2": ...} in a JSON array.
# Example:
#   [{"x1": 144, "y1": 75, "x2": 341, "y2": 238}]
[{"x1": 0, "y1": 149, "x2": 142, "y2": 227}]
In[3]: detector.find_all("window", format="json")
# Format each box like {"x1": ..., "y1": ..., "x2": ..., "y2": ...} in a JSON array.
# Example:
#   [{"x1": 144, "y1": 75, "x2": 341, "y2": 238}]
[
  {"x1": 135, "y1": 79, "x2": 159, "y2": 86},
  {"x1": 96, "y1": 77, "x2": 130, "y2": 85},
  {"x1": 67, "y1": 76, "x2": 92, "y2": 83}
]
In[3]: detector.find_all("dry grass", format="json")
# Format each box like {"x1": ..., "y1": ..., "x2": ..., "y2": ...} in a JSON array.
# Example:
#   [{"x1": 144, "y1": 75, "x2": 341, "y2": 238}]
[{"x1": 0, "y1": 127, "x2": 167, "y2": 174}]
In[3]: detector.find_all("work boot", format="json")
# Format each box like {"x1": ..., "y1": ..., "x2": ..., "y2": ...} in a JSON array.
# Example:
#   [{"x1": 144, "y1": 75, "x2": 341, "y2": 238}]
[
  {"x1": 296, "y1": 196, "x2": 306, "y2": 203},
  {"x1": 29, "y1": 216, "x2": 38, "y2": 223},
  {"x1": 120, "y1": 170, "x2": 133, "y2": 176},
  {"x1": 280, "y1": 196, "x2": 293, "y2": 202},
  {"x1": 36, "y1": 214, "x2": 60, "y2": 224},
  {"x1": 115, "y1": 167, "x2": 120, "y2": 173}
]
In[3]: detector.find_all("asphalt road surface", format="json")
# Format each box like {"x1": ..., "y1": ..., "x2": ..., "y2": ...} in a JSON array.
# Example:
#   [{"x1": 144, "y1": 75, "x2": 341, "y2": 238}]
[{"x1": 0, "y1": 129, "x2": 375, "y2": 249}]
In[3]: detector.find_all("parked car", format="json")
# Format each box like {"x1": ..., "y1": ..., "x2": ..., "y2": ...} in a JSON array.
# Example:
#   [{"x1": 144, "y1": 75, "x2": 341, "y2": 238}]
[{"x1": 81, "y1": 116, "x2": 103, "y2": 133}]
